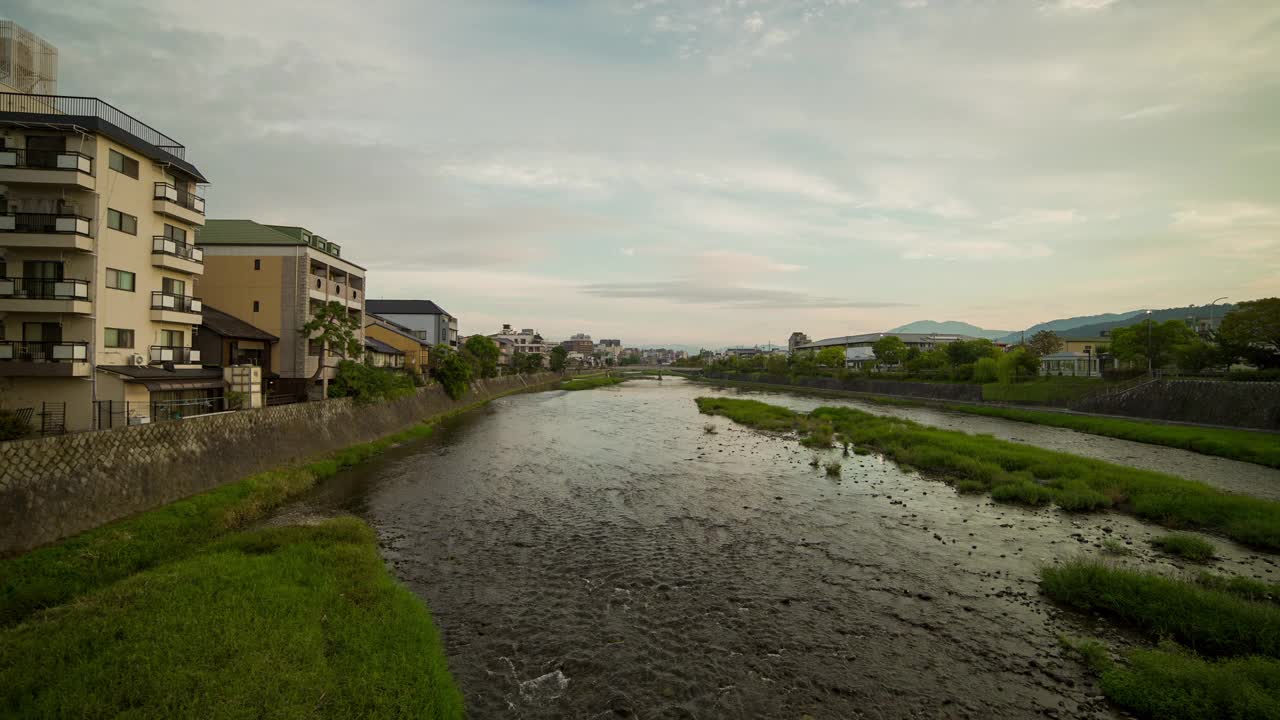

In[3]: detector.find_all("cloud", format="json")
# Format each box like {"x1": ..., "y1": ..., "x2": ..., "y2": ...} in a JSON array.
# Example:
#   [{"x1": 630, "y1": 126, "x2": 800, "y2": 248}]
[
  {"x1": 989, "y1": 209, "x2": 1083, "y2": 229},
  {"x1": 694, "y1": 250, "x2": 805, "y2": 274},
  {"x1": 579, "y1": 279, "x2": 911, "y2": 310},
  {"x1": 743, "y1": 12, "x2": 765, "y2": 33},
  {"x1": 1120, "y1": 103, "x2": 1179, "y2": 121}
]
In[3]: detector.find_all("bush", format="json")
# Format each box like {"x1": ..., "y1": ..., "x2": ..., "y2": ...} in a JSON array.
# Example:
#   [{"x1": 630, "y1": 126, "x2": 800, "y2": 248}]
[
  {"x1": 328, "y1": 360, "x2": 415, "y2": 403},
  {"x1": 825, "y1": 461, "x2": 842, "y2": 477},
  {"x1": 0, "y1": 410, "x2": 32, "y2": 441},
  {"x1": 430, "y1": 345, "x2": 474, "y2": 399},
  {"x1": 973, "y1": 357, "x2": 999, "y2": 383}
]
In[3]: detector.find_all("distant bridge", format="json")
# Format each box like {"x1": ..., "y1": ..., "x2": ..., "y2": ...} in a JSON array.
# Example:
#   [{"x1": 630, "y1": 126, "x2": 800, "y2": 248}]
[{"x1": 614, "y1": 366, "x2": 703, "y2": 376}]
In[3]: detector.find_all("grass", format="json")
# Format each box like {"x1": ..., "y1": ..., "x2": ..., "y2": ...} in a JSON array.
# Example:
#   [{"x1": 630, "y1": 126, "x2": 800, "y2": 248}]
[
  {"x1": 0, "y1": 422, "x2": 436, "y2": 628},
  {"x1": 0, "y1": 518, "x2": 464, "y2": 719},
  {"x1": 1102, "y1": 538, "x2": 1134, "y2": 556},
  {"x1": 1153, "y1": 533, "x2": 1217, "y2": 562},
  {"x1": 825, "y1": 461, "x2": 842, "y2": 477},
  {"x1": 1196, "y1": 572, "x2": 1280, "y2": 605},
  {"x1": 944, "y1": 404, "x2": 1280, "y2": 469},
  {"x1": 981, "y1": 376, "x2": 1116, "y2": 405},
  {"x1": 561, "y1": 375, "x2": 626, "y2": 391},
  {"x1": 703, "y1": 423, "x2": 717, "y2": 434},
  {"x1": 1060, "y1": 636, "x2": 1280, "y2": 720},
  {"x1": 1041, "y1": 559, "x2": 1280, "y2": 659},
  {"x1": 695, "y1": 397, "x2": 1280, "y2": 551}
]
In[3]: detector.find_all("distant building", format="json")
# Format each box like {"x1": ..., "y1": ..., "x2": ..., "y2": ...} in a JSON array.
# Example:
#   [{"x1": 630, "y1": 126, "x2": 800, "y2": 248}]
[
  {"x1": 363, "y1": 336, "x2": 404, "y2": 369},
  {"x1": 788, "y1": 332, "x2": 811, "y2": 351},
  {"x1": 365, "y1": 299, "x2": 457, "y2": 348},
  {"x1": 365, "y1": 315, "x2": 431, "y2": 378},
  {"x1": 724, "y1": 347, "x2": 763, "y2": 359},
  {"x1": 490, "y1": 324, "x2": 548, "y2": 364},
  {"x1": 795, "y1": 332, "x2": 982, "y2": 369},
  {"x1": 561, "y1": 332, "x2": 594, "y2": 355}
]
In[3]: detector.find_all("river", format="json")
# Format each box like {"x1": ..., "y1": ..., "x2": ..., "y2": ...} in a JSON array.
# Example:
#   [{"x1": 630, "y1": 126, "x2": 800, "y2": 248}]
[{"x1": 286, "y1": 377, "x2": 1277, "y2": 718}]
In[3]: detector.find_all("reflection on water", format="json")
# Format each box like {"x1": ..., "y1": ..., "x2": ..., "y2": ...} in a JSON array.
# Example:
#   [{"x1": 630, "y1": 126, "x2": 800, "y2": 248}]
[{"x1": 290, "y1": 378, "x2": 1271, "y2": 718}]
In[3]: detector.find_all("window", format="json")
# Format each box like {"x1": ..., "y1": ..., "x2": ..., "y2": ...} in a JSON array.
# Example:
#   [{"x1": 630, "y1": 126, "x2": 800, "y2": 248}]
[
  {"x1": 105, "y1": 268, "x2": 135, "y2": 291},
  {"x1": 308, "y1": 338, "x2": 324, "y2": 356},
  {"x1": 252, "y1": 300, "x2": 260, "y2": 313},
  {"x1": 104, "y1": 328, "x2": 135, "y2": 348},
  {"x1": 108, "y1": 149, "x2": 139, "y2": 179},
  {"x1": 107, "y1": 208, "x2": 137, "y2": 235},
  {"x1": 254, "y1": 259, "x2": 261, "y2": 270},
  {"x1": 163, "y1": 224, "x2": 187, "y2": 243},
  {"x1": 159, "y1": 329, "x2": 183, "y2": 347},
  {"x1": 162, "y1": 277, "x2": 186, "y2": 296}
]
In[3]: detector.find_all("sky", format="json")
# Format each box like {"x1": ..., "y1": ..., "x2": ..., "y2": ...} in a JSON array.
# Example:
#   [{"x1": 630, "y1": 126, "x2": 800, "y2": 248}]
[{"x1": 11, "y1": 0, "x2": 1279, "y2": 346}]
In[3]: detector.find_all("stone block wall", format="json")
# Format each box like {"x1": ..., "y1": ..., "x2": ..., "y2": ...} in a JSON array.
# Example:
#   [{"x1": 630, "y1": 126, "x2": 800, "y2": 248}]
[
  {"x1": 0, "y1": 373, "x2": 564, "y2": 556},
  {"x1": 704, "y1": 372, "x2": 985, "y2": 402},
  {"x1": 1071, "y1": 379, "x2": 1280, "y2": 430}
]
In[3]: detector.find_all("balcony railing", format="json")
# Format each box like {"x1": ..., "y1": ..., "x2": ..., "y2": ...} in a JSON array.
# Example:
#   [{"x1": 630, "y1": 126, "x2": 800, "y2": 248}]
[
  {"x1": 152, "y1": 235, "x2": 203, "y2": 263},
  {"x1": 0, "y1": 92, "x2": 187, "y2": 161},
  {"x1": 0, "y1": 277, "x2": 90, "y2": 300},
  {"x1": 0, "y1": 148, "x2": 94, "y2": 173},
  {"x1": 151, "y1": 291, "x2": 202, "y2": 314},
  {"x1": 149, "y1": 345, "x2": 201, "y2": 364},
  {"x1": 154, "y1": 182, "x2": 205, "y2": 214},
  {"x1": 0, "y1": 340, "x2": 89, "y2": 363},
  {"x1": 0, "y1": 212, "x2": 93, "y2": 237}
]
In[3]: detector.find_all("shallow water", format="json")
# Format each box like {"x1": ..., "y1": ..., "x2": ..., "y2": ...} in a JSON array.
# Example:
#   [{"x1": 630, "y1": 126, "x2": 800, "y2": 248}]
[{"x1": 289, "y1": 378, "x2": 1276, "y2": 718}]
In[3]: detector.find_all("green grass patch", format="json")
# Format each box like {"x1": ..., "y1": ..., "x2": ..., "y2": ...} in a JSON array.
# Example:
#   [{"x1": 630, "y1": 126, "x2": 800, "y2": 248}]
[
  {"x1": 1041, "y1": 560, "x2": 1280, "y2": 658},
  {"x1": 561, "y1": 375, "x2": 626, "y2": 391},
  {"x1": 695, "y1": 397, "x2": 1280, "y2": 550},
  {"x1": 1060, "y1": 636, "x2": 1280, "y2": 720},
  {"x1": 825, "y1": 461, "x2": 842, "y2": 477},
  {"x1": 945, "y1": 404, "x2": 1280, "y2": 469},
  {"x1": 1153, "y1": 533, "x2": 1217, "y2": 562},
  {"x1": 981, "y1": 377, "x2": 1116, "y2": 405},
  {"x1": 1196, "y1": 572, "x2": 1280, "y2": 605},
  {"x1": 1102, "y1": 538, "x2": 1134, "y2": 556},
  {"x1": 0, "y1": 518, "x2": 463, "y2": 719},
  {"x1": 0, "y1": 422, "x2": 436, "y2": 628}
]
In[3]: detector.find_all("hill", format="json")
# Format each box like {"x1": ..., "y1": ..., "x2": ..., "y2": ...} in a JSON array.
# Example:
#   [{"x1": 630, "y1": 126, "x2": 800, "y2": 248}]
[
  {"x1": 994, "y1": 310, "x2": 1144, "y2": 344},
  {"x1": 1048, "y1": 304, "x2": 1237, "y2": 339},
  {"x1": 886, "y1": 320, "x2": 1011, "y2": 340}
]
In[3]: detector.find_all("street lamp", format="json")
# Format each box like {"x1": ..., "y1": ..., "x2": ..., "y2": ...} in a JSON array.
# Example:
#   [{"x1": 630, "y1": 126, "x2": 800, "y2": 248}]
[
  {"x1": 1145, "y1": 309, "x2": 1153, "y2": 377},
  {"x1": 1208, "y1": 296, "x2": 1228, "y2": 334}
]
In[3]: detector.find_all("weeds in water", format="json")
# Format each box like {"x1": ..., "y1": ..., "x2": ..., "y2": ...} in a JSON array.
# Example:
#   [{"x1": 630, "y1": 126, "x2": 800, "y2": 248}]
[
  {"x1": 853, "y1": 446, "x2": 872, "y2": 456},
  {"x1": 694, "y1": 397, "x2": 1280, "y2": 552},
  {"x1": 842, "y1": 441, "x2": 851, "y2": 457},
  {"x1": 801, "y1": 423, "x2": 835, "y2": 448},
  {"x1": 808, "y1": 456, "x2": 821, "y2": 468},
  {"x1": 955, "y1": 480, "x2": 987, "y2": 494},
  {"x1": 825, "y1": 461, "x2": 842, "y2": 477},
  {"x1": 1101, "y1": 538, "x2": 1133, "y2": 556},
  {"x1": 703, "y1": 423, "x2": 717, "y2": 435},
  {"x1": 1152, "y1": 533, "x2": 1216, "y2": 562},
  {"x1": 1040, "y1": 559, "x2": 1280, "y2": 659},
  {"x1": 1059, "y1": 635, "x2": 1114, "y2": 672}
]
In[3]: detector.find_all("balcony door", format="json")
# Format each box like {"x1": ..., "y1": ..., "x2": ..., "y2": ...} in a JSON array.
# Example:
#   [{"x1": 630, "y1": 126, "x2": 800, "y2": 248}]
[
  {"x1": 162, "y1": 277, "x2": 186, "y2": 297},
  {"x1": 23, "y1": 260, "x2": 63, "y2": 299},
  {"x1": 24, "y1": 322, "x2": 61, "y2": 343},
  {"x1": 26, "y1": 135, "x2": 66, "y2": 169}
]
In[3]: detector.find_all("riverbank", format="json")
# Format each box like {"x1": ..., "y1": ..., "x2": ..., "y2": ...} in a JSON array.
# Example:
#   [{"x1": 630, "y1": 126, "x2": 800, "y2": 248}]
[
  {"x1": 561, "y1": 374, "x2": 626, "y2": 391},
  {"x1": 694, "y1": 397, "x2": 1280, "y2": 550},
  {"x1": 697, "y1": 373, "x2": 1280, "y2": 469}
]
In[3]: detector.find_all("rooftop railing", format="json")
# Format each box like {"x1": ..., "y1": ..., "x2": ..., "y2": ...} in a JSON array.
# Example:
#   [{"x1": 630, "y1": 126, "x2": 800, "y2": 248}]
[{"x1": 0, "y1": 92, "x2": 187, "y2": 160}]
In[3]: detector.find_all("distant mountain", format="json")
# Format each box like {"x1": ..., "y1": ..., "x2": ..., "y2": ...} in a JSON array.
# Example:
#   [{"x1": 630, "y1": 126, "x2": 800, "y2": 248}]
[
  {"x1": 887, "y1": 320, "x2": 1011, "y2": 340},
  {"x1": 994, "y1": 310, "x2": 1144, "y2": 344},
  {"x1": 995, "y1": 303, "x2": 1237, "y2": 343}
]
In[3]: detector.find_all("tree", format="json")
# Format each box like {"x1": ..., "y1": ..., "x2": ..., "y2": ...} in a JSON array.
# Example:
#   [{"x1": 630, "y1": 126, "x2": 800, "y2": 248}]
[
  {"x1": 945, "y1": 338, "x2": 997, "y2": 366},
  {"x1": 549, "y1": 345, "x2": 568, "y2": 372},
  {"x1": 463, "y1": 335, "x2": 501, "y2": 378},
  {"x1": 1174, "y1": 340, "x2": 1219, "y2": 372},
  {"x1": 301, "y1": 301, "x2": 363, "y2": 397},
  {"x1": 1026, "y1": 330, "x2": 1064, "y2": 358},
  {"x1": 789, "y1": 350, "x2": 817, "y2": 376},
  {"x1": 816, "y1": 346, "x2": 846, "y2": 368},
  {"x1": 996, "y1": 347, "x2": 1040, "y2": 383},
  {"x1": 872, "y1": 336, "x2": 908, "y2": 367},
  {"x1": 905, "y1": 348, "x2": 948, "y2": 376},
  {"x1": 430, "y1": 344, "x2": 473, "y2": 399},
  {"x1": 1218, "y1": 298, "x2": 1280, "y2": 368},
  {"x1": 512, "y1": 350, "x2": 544, "y2": 374},
  {"x1": 973, "y1": 357, "x2": 999, "y2": 383},
  {"x1": 765, "y1": 353, "x2": 789, "y2": 375},
  {"x1": 1109, "y1": 319, "x2": 1198, "y2": 371}
]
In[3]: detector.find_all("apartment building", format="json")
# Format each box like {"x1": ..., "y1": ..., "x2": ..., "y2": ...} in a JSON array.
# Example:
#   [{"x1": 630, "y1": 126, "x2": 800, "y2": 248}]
[
  {"x1": 365, "y1": 299, "x2": 457, "y2": 348},
  {"x1": 561, "y1": 332, "x2": 594, "y2": 355},
  {"x1": 196, "y1": 219, "x2": 366, "y2": 389},
  {"x1": 490, "y1": 324, "x2": 548, "y2": 356},
  {"x1": 0, "y1": 21, "x2": 214, "y2": 432}
]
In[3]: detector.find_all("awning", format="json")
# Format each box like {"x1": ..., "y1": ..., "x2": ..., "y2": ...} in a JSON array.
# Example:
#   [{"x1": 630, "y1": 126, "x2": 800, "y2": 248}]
[{"x1": 135, "y1": 378, "x2": 226, "y2": 391}]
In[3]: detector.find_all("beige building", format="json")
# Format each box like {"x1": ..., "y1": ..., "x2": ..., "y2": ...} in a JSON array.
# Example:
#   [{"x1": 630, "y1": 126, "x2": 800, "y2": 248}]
[
  {"x1": 197, "y1": 220, "x2": 366, "y2": 391},
  {"x1": 0, "y1": 21, "x2": 214, "y2": 433}
]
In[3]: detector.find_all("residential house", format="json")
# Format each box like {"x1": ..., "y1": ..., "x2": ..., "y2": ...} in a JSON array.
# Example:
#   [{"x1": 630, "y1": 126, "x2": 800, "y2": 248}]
[
  {"x1": 365, "y1": 314, "x2": 430, "y2": 377},
  {"x1": 196, "y1": 219, "x2": 366, "y2": 392},
  {"x1": 1039, "y1": 336, "x2": 1110, "y2": 377},
  {"x1": 366, "y1": 299, "x2": 457, "y2": 349},
  {"x1": 0, "y1": 21, "x2": 215, "y2": 432},
  {"x1": 490, "y1": 324, "x2": 547, "y2": 366},
  {"x1": 363, "y1": 336, "x2": 404, "y2": 369},
  {"x1": 196, "y1": 304, "x2": 277, "y2": 372}
]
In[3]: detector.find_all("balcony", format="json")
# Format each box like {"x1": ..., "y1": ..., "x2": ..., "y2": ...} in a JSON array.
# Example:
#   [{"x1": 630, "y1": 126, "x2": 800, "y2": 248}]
[
  {"x1": 0, "y1": 277, "x2": 92, "y2": 314},
  {"x1": 150, "y1": 291, "x2": 202, "y2": 324},
  {"x1": 153, "y1": 182, "x2": 205, "y2": 225},
  {"x1": 0, "y1": 212, "x2": 94, "y2": 251},
  {"x1": 0, "y1": 148, "x2": 95, "y2": 190},
  {"x1": 149, "y1": 345, "x2": 201, "y2": 365},
  {"x1": 151, "y1": 235, "x2": 204, "y2": 274},
  {"x1": 0, "y1": 341, "x2": 90, "y2": 377}
]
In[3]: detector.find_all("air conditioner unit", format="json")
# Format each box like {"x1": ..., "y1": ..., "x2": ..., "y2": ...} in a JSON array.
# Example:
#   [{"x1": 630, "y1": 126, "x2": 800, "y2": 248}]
[{"x1": 130, "y1": 353, "x2": 147, "y2": 367}]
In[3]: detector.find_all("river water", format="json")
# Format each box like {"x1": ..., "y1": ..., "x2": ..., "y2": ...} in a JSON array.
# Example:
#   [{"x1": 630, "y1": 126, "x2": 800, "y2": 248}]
[{"x1": 288, "y1": 378, "x2": 1278, "y2": 718}]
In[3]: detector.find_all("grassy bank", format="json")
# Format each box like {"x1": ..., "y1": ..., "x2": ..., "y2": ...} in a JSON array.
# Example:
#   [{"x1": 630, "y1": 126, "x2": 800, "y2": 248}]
[
  {"x1": 981, "y1": 377, "x2": 1112, "y2": 404},
  {"x1": 561, "y1": 374, "x2": 626, "y2": 391},
  {"x1": 942, "y1": 404, "x2": 1280, "y2": 469},
  {"x1": 695, "y1": 397, "x2": 1280, "y2": 550},
  {"x1": 0, "y1": 518, "x2": 463, "y2": 718},
  {"x1": 0, "y1": 421, "x2": 436, "y2": 627}
]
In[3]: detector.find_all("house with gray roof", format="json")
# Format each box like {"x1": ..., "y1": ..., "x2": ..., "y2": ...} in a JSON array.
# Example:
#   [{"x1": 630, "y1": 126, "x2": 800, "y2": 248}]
[{"x1": 366, "y1": 299, "x2": 458, "y2": 348}]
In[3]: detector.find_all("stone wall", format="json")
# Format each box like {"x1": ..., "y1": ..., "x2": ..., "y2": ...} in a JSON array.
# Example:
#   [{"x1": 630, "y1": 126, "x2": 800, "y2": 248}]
[
  {"x1": 0, "y1": 373, "x2": 564, "y2": 556},
  {"x1": 1070, "y1": 379, "x2": 1280, "y2": 430},
  {"x1": 703, "y1": 372, "x2": 984, "y2": 402}
]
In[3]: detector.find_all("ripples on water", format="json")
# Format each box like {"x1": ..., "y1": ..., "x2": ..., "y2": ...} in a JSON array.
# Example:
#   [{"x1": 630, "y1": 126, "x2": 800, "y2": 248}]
[{"x1": 295, "y1": 378, "x2": 1274, "y2": 719}]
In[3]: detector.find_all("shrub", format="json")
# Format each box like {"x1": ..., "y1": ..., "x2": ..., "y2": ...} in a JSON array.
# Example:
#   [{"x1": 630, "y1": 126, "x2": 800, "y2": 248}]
[
  {"x1": 973, "y1": 357, "x2": 999, "y2": 384},
  {"x1": 956, "y1": 480, "x2": 987, "y2": 494},
  {"x1": 0, "y1": 410, "x2": 32, "y2": 441},
  {"x1": 825, "y1": 461, "x2": 842, "y2": 477},
  {"x1": 328, "y1": 360, "x2": 415, "y2": 404},
  {"x1": 1152, "y1": 533, "x2": 1216, "y2": 562}
]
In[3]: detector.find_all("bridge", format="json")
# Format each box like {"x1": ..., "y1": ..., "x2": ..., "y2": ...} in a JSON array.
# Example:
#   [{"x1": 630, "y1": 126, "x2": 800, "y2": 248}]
[{"x1": 613, "y1": 366, "x2": 703, "y2": 377}]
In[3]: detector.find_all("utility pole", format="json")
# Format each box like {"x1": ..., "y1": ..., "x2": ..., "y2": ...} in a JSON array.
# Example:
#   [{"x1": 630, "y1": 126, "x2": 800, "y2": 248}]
[{"x1": 1145, "y1": 309, "x2": 1153, "y2": 377}]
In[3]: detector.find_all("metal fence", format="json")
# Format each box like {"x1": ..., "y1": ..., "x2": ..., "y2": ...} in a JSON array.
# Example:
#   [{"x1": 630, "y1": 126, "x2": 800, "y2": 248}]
[{"x1": 94, "y1": 396, "x2": 228, "y2": 430}]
